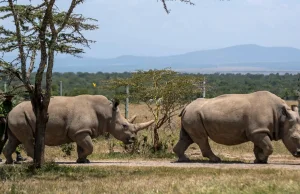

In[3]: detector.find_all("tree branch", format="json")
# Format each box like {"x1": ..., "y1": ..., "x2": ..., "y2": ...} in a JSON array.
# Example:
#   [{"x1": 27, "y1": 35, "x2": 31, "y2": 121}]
[
  {"x1": 57, "y1": 0, "x2": 78, "y2": 33},
  {"x1": 161, "y1": 0, "x2": 194, "y2": 14},
  {"x1": 27, "y1": 48, "x2": 36, "y2": 79},
  {"x1": 7, "y1": 0, "x2": 27, "y2": 83}
]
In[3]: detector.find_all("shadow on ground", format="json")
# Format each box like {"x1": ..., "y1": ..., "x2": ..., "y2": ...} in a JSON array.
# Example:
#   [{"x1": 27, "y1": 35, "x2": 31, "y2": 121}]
[{"x1": 171, "y1": 159, "x2": 245, "y2": 164}]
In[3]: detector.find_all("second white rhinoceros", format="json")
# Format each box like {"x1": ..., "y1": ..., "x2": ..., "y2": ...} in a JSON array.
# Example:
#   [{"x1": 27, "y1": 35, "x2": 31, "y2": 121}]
[
  {"x1": 3, "y1": 95, "x2": 154, "y2": 164},
  {"x1": 173, "y1": 91, "x2": 300, "y2": 163}
]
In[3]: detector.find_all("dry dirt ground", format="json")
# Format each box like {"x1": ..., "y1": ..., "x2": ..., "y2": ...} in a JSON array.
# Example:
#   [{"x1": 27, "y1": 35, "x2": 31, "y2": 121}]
[
  {"x1": 2, "y1": 150, "x2": 300, "y2": 170},
  {"x1": 1, "y1": 154, "x2": 300, "y2": 170},
  {"x1": 53, "y1": 155, "x2": 300, "y2": 170}
]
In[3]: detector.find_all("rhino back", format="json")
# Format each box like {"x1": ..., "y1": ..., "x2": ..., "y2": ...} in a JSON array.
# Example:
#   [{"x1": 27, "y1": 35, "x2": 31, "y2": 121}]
[
  {"x1": 8, "y1": 95, "x2": 111, "y2": 146},
  {"x1": 183, "y1": 91, "x2": 284, "y2": 145}
]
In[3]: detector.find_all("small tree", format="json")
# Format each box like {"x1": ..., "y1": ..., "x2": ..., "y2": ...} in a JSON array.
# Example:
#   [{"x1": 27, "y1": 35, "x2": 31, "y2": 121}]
[
  {"x1": 0, "y1": 0, "x2": 97, "y2": 167},
  {"x1": 103, "y1": 69, "x2": 202, "y2": 151}
]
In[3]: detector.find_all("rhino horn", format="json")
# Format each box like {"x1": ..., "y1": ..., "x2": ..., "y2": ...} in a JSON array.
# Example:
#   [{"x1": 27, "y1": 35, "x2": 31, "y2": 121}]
[
  {"x1": 128, "y1": 115, "x2": 137, "y2": 123},
  {"x1": 134, "y1": 120, "x2": 155, "y2": 132}
]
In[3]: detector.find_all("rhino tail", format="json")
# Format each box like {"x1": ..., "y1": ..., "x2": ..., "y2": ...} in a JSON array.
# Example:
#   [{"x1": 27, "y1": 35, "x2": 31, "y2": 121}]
[
  {"x1": 178, "y1": 106, "x2": 193, "y2": 142},
  {"x1": 179, "y1": 105, "x2": 187, "y2": 117},
  {"x1": 0, "y1": 117, "x2": 9, "y2": 154},
  {"x1": 24, "y1": 112, "x2": 35, "y2": 137},
  {"x1": 180, "y1": 124, "x2": 193, "y2": 143}
]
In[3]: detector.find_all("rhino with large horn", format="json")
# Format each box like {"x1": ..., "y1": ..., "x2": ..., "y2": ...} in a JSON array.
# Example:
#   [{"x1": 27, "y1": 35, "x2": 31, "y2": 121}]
[
  {"x1": 173, "y1": 91, "x2": 300, "y2": 164},
  {"x1": 2, "y1": 95, "x2": 154, "y2": 164}
]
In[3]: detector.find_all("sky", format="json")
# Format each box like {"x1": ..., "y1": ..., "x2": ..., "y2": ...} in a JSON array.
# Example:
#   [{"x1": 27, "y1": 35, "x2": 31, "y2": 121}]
[{"x1": 3, "y1": 0, "x2": 300, "y2": 58}]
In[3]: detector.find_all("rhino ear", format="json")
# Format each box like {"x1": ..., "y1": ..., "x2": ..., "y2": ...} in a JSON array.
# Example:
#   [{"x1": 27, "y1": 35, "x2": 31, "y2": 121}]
[
  {"x1": 282, "y1": 106, "x2": 297, "y2": 122},
  {"x1": 291, "y1": 105, "x2": 299, "y2": 116},
  {"x1": 128, "y1": 115, "x2": 137, "y2": 123},
  {"x1": 281, "y1": 106, "x2": 291, "y2": 121},
  {"x1": 112, "y1": 99, "x2": 120, "y2": 111}
]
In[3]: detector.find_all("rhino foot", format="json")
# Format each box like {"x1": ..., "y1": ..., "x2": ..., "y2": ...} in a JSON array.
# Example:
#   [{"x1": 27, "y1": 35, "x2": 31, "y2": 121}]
[
  {"x1": 177, "y1": 157, "x2": 191, "y2": 163},
  {"x1": 12, "y1": 160, "x2": 23, "y2": 164},
  {"x1": 208, "y1": 156, "x2": 221, "y2": 163},
  {"x1": 5, "y1": 160, "x2": 14, "y2": 164},
  {"x1": 254, "y1": 159, "x2": 268, "y2": 164},
  {"x1": 76, "y1": 158, "x2": 90, "y2": 164}
]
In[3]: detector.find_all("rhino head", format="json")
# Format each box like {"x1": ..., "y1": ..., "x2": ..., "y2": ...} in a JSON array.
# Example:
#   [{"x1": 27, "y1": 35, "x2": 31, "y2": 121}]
[
  {"x1": 108, "y1": 100, "x2": 154, "y2": 144},
  {"x1": 281, "y1": 105, "x2": 300, "y2": 157}
]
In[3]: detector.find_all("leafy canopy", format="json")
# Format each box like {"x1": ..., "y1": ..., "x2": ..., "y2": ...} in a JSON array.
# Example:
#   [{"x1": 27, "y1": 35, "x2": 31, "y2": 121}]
[{"x1": 0, "y1": 0, "x2": 98, "y2": 83}]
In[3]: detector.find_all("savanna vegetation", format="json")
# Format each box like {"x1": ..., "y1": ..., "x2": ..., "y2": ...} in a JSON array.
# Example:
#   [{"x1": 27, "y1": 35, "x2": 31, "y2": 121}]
[
  {"x1": 2, "y1": 0, "x2": 296, "y2": 193},
  {"x1": 0, "y1": 73, "x2": 300, "y2": 193},
  {"x1": 1, "y1": 72, "x2": 299, "y2": 100}
]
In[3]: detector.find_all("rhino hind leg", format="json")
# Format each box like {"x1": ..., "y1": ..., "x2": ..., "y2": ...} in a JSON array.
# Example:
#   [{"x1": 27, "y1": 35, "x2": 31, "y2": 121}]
[
  {"x1": 22, "y1": 139, "x2": 35, "y2": 159},
  {"x1": 195, "y1": 137, "x2": 221, "y2": 163},
  {"x1": 251, "y1": 133, "x2": 273, "y2": 164},
  {"x1": 74, "y1": 133, "x2": 93, "y2": 163},
  {"x1": 173, "y1": 129, "x2": 193, "y2": 162},
  {"x1": 3, "y1": 133, "x2": 20, "y2": 164}
]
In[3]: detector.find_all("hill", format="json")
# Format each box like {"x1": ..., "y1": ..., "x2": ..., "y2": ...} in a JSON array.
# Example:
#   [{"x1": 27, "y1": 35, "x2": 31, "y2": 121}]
[{"x1": 53, "y1": 44, "x2": 300, "y2": 73}]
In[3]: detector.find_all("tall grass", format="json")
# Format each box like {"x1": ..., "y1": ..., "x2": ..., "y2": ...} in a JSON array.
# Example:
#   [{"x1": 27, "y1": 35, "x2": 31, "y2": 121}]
[{"x1": 1, "y1": 163, "x2": 300, "y2": 194}]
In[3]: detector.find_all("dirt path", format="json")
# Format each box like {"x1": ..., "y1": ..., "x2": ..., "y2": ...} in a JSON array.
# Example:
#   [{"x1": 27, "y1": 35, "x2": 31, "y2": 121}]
[
  {"x1": 2, "y1": 153, "x2": 300, "y2": 170},
  {"x1": 55, "y1": 158, "x2": 300, "y2": 170}
]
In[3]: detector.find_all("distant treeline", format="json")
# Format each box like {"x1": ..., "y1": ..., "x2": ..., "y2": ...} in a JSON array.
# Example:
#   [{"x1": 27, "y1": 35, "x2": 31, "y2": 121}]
[{"x1": 1, "y1": 72, "x2": 300, "y2": 101}]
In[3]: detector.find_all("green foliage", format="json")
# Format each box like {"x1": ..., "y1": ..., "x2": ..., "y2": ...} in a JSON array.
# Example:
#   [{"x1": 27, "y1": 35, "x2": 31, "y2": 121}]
[
  {"x1": 0, "y1": 0, "x2": 99, "y2": 168},
  {"x1": 60, "y1": 143, "x2": 75, "y2": 157},
  {"x1": 0, "y1": 2, "x2": 98, "y2": 58},
  {"x1": 0, "y1": 0, "x2": 98, "y2": 103},
  {"x1": 103, "y1": 68, "x2": 203, "y2": 151},
  {"x1": 205, "y1": 73, "x2": 300, "y2": 99},
  {"x1": 123, "y1": 134, "x2": 174, "y2": 156},
  {"x1": 1, "y1": 71, "x2": 300, "y2": 100}
]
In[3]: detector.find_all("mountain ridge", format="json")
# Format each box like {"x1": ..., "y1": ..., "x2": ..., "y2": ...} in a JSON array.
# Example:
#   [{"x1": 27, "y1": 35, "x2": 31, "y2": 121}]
[{"x1": 53, "y1": 44, "x2": 300, "y2": 73}]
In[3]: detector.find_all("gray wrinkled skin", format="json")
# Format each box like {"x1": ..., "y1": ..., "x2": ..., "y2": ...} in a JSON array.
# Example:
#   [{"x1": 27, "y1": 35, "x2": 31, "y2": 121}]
[
  {"x1": 173, "y1": 91, "x2": 300, "y2": 164},
  {"x1": 3, "y1": 95, "x2": 154, "y2": 164}
]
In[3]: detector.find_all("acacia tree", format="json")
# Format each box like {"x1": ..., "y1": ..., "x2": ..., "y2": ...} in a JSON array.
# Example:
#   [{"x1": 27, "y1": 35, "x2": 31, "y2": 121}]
[
  {"x1": 0, "y1": 0, "x2": 97, "y2": 167},
  {"x1": 103, "y1": 69, "x2": 202, "y2": 151}
]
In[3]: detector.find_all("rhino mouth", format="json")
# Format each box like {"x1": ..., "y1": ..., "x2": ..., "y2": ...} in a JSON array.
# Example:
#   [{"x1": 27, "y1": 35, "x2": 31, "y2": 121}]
[
  {"x1": 124, "y1": 137, "x2": 136, "y2": 144},
  {"x1": 293, "y1": 148, "x2": 300, "y2": 157},
  {"x1": 127, "y1": 139, "x2": 135, "y2": 144}
]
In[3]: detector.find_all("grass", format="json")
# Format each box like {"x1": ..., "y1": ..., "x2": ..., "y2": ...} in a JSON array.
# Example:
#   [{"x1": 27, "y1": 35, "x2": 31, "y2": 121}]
[{"x1": 1, "y1": 163, "x2": 300, "y2": 194}]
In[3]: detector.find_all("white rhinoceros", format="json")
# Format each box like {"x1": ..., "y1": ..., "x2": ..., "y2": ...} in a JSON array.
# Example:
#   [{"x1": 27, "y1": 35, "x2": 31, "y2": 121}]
[
  {"x1": 173, "y1": 91, "x2": 300, "y2": 163},
  {"x1": 2, "y1": 95, "x2": 154, "y2": 164}
]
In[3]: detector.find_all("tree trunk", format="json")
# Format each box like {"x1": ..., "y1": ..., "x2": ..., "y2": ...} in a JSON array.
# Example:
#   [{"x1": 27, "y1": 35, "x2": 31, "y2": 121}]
[
  {"x1": 32, "y1": 95, "x2": 48, "y2": 168},
  {"x1": 153, "y1": 127, "x2": 160, "y2": 152}
]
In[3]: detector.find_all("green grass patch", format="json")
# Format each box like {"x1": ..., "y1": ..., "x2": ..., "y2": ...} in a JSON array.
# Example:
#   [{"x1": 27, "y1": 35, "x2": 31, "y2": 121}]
[
  {"x1": 1, "y1": 162, "x2": 300, "y2": 193},
  {"x1": 89, "y1": 151, "x2": 177, "y2": 160}
]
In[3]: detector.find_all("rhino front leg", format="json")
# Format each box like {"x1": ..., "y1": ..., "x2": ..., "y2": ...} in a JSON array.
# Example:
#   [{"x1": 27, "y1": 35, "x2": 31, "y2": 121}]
[
  {"x1": 173, "y1": 129, "x2": 193, "y2": 162},
  {"x1": 251, "y1": 133, "x2": 273, "y2": 164},
  {"x1": 75, "y1": 133, "x2": 93, "y2": 163}
]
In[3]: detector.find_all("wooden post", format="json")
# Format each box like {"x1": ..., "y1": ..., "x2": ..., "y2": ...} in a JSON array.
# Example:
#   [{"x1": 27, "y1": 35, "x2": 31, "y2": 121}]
[
  {"x1": 203, "y1": 77, "x2": 206, "y2": 98},
  {"x1": 60, "y1": 81, "x2": 63, "y2": 96},
  {"x1": 4, "y1": 81, "x2": 7, "y2": 93},
  {"x1": 125, "y1": 85, "x2": 129, "y2": 119}
]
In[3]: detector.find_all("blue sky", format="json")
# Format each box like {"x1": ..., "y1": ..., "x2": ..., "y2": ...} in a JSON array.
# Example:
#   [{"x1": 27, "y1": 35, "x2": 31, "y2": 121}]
[{"x1": 5, "y1": 0, "x2": 300, "y2": 58}]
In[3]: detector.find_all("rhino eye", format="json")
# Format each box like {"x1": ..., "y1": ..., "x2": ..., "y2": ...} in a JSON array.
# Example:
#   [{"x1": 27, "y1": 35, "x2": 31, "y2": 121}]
[{"x1": 122, "y1": 124, "x2": 128, "y2": 129}]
